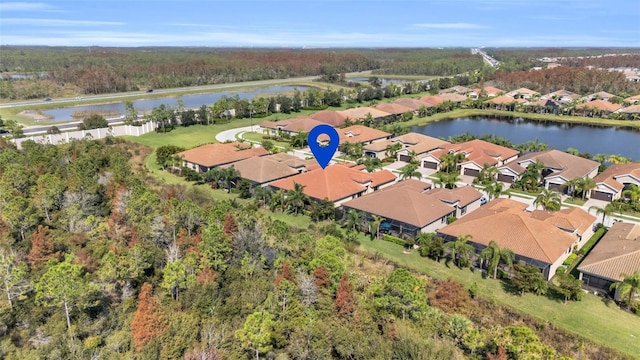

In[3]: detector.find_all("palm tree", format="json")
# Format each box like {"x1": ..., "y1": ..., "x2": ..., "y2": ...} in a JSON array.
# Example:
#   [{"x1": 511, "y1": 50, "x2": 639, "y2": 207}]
[
  {"x1": 576, "y1": 177, "x2": 597, "y2": 200},
  {"x1": 286, "y1": 182, "x2": 309, "y2": 215},
  {"x1": 407, "y1": 150, "x2": 419, "y2": 166},
  {"x1": 534, "y1": 188, "x2": 561, "y2": 211},
  {"x1": 622, "y1": 184, "x2": 640, "y2": 204},
  {"x1": 385, "y1": 142, "x2": 402, "y2": 160},
  {"x1": 475, "y1": 164, "x2": 498, "y2": 185},
  {"x1": 439, "y1": 152, "x2": 466, "y2": 174},
  {"x1": 485, "y1": 180, "x2": 509, "y2": 201},
  {"x1": 444, "y1": 235, "x2": 475, "y2": 268},
  {"x1": 589, "y1": 203, "x2": 617, "y2": 225},
  {"x1": 610, "y1": 271, "x2": 640, "y2": 310},
  {"x1": 253, "y1": 186, "x2": 272, "y2": 208},
  {"x1": 363, "y1": 157, "x2": 382, "y2": 173},
  {"x1": 369, "y1": 215, "x2": 384, "y2": 240},
  {"x1": 480, "y1": 241, "x2": 515, "y2": 279},
  {"x1": 203, "y1": 168, "x2": 223, "y2": 189},
  {"x1": 399, "y1": 164, "x2": 422, "y2": 181},
  {"x1": 434, "y1": 172, "x2": 460, "y2": 189},
  {"x1": 270, "y1": 189, "x2": 287, "y2": 212},
  {"x1": 222, "y1": 166, "x2": 240, "y2": 193},
  {"x1": 344, "y1": 209, "x2": 362, "y2": 232}
]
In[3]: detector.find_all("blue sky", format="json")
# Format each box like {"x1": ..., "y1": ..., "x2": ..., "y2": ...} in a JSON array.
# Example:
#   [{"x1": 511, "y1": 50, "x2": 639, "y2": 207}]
[{"x1": 1, "y1": 0, "x2": 639, "y2": 47}]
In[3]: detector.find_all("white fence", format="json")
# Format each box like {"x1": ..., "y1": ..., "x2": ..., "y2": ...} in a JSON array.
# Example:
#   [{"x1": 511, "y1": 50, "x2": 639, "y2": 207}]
[{"x1": 11, "y1": 121, "x2": 158, "y2": 149}]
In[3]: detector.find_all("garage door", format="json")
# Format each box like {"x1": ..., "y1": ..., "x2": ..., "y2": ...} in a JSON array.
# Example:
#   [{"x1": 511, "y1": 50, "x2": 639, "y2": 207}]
[
  {"x1": 497, "y1": 173, "x2": 515, "y2": 183},
  {"x1": 399, "y1": 154, "x2": 412, "y2": 162},
  {"x1": 548, "y1": 183, "x2": 565, "y2": 193},
  {"x1": 590, "y1": 190, "x2": 613, "y2": 202},
  {"x1": 464, "y1": 168, "x2": 480, "y2": 177},
  {"x1": 423, "y1": 161, "x2": 438, "y2": 169}
]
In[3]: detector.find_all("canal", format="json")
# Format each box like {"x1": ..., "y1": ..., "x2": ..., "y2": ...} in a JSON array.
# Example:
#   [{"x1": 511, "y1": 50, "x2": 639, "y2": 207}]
[
  {"x1": 41, "y1": 85, "x2": 308, "y2": 122},
  {"x1": 411, "y1": 116, "x2": 640, "y2": 161}
]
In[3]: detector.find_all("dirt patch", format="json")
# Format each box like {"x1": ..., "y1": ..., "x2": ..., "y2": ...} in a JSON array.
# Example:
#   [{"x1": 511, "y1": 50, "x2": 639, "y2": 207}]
[
  {"x1": 17, "y1": 110, "x2": 53, "y2": 121},
  {"x1": 113, "y1": 140, "x2": 152, "y2": 174}
]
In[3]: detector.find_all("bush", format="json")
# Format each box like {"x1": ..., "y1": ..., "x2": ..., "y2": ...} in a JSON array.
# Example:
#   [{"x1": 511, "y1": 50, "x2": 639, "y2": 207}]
[
  {"x1": 382, "y1": 234, "x2": 406, "y2": 246},
  {"x1": 578, "y1": 227, "x2": 607, "y2": 256},
  {"x1": 563, "y1": 254, "x2": 577, "y2": 267}
]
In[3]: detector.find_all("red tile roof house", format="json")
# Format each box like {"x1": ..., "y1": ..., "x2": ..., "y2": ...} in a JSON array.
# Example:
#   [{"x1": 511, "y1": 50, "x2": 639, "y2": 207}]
[
  {"x1": 624, "y1": 94, "x2": 640, "y2": 104},
  {"x1": 497, "y1": 150, "x2": 599, "y2": 194},
  {"x1": 577, "y1": 222, "x2": 640, "y2": 299},
  {"x1": 438, "y1": 198, "x2": 595, "y2": 280},
  {"x1": 220, "y1": 153, "x2": 305, "y2": 187},
  {"x1": 420, "y1": 95, "x2": 446, "y2": 106},
  {"x1": 268, "y1": 163, "x2": 397, "y2": 207},
  {"x1": 362, "y1": 132, "x2": 449, "y2": 160},
  {"x1": 340, "y1": 180, "x2": 482, "y2": 238},
  {"x1": 176, "y1": 142, "x2": 269, "y2": 173},
  {"x1": 310, "y1": 110, "x2": 349, "y2": 127},
  {"x1": 586, "y1": 91, "x2": 617, "y2": 101},
  {"x1": 337, "y1": 125, "x2": 392, "y2": 146},
  {"x1": 373, "y1": 102, "x2": 414, "y2": 118},
  {"x1": 421, "y1": 139, "x2": 519, "y2": 177},
  {"x1": 590, "y1": 163, "x2": 640, "y2": 201},
  {"x1": 541, "y1": 89, "x2": 581, "y2": 104},
  {"x1": 260, "y1": 116, "x2": 326, "y2": 136},
  {"x1": 393, "y1": 98, "x2": 433, "y2": 111},
  {"x1": 505, "y1": 87, "x2": 540, "y2": 100},
  {"x1": 576, "y1": 99, "x2": 622, "y2": 116},
  {"x1": 337, "y1": 107, "x2": 393, "y2": 125}
]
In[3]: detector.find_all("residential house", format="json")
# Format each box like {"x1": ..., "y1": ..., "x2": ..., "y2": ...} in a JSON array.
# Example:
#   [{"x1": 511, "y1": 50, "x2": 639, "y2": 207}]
[
  {"x1": 578, "y1": 222, "x2": 640, "y2": 299},
  {"x1": 338, "y1": 107, "x2": 392, "y2": 124},
  {"x1": 586, "y1": 91, "x2": 617, "y2": 101},
  {"x1": 440, "y1": 86, "x2": 472, "y2": 95},
  {"x1": 620, "y1": 104, "x2": 640, "y2": 118},
  {"x1": 220, "y1": 153, "x2": 307, "y2": 187},
  {"x1": 310, "y1": 110, "x2": 349, "y2": 127},
  {"x1": 338, "y1": 125, "x2": 392, "y2": 145},
  {"x1": 176, "y1": 142, "x2": 269, "y2": 173},
  {"x1": 525, "y1": 99, "x2": 562, "y2": 113},
  {"x1": 421, "y1": 139, "x2": 519, "y2": 176},
  {"x1": 363, "y1": 132, "x2": 449, "y2": 160},
  {"x1": 439, "y1": 198, "x2": 595, "y2": 280},
  {"x1": 374, "y1": 102, "x2": 413, "y2": 117},
  {"x1": 624, "y1": 94, "x2": 640, "y2": 104},
  {"x1": 498, "y1": 150, "x2": 599, "y2": 193},
  {"x1": 590, "y1": 163, "x2": 640, "y2": 201},
  {"x1": 438, "y1": 93, "x2": 468, "y2": 103},
  {"x1": 482, "y1": 86, "x2": 505, "y2": 97},
  {"x1": 260, "y1": 116, "x2": 326, "y2": 136},
  {"x1": 541, "y1": 89, "x2": 581, "y2": 104},
  {"x1": 341, "y1": 180, "x2": 482, "y2": 238},
  {"x1": 268, "y1": 163, "x2": 396, "y2": 206},
  {"x1": 576, "y1": 99, "x2": 622, "y2": 115},
  {"x1": 485, "y1": 95, "x2": 526, "y2": 110},
  {"x1": 393, "y1": 98, "x2": 432, "y2": 111},
  {"x1": 420, "y1": 95, "x2": 446, "y2": 106},
  {"x1": 506, "y1": 88, "x2": 540, "y2": 100}
]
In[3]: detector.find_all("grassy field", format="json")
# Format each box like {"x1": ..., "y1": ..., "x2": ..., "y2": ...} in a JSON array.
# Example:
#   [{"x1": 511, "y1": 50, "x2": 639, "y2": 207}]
[{"x1": 358, "y1": 239, "x2": 640, "y2": 358}]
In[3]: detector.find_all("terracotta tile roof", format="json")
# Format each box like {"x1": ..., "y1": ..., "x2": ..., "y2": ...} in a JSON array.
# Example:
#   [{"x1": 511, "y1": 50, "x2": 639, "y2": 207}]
[
  {"x1": 439, "y1": 198, "x2": 577, "y2": 264},
  {"x1": 507, "y1": 150, "x2": 599, "y2": 181},
  {"x1": 620, "y1": 104, "x2": 640, "y2": 114},
  {"x1": 420, "y1": 95, "x2": 445, "y2": 106},
  {"x1": 591, "y1": 91, "x2": 617, "y2": 99},
  {"x1": 371, "y1": 170, "x2": 397, "y2": 188},
  {"x1": 338, "y1": 125, "x2": 391, "y2": 144},
  {"x1": 427, "y1": 186, "x2": 483, "y2": 207},
  {"x1": 393, "y1": 179, "x2": 432, "y2": 191},
  {"x1": 177, "y1": 142, "x2": 268, "y2": 168},
  {"x1": 363, "y1": 140, "x2": 392, "y2": 152},
  {"x1": 267, "y1": 153, "x2": 307, "y2": 169},
  {"x1": 625, "y1": 94, "x2": 640, "y2": 103},
  {"x1": 543, "y1": 89, "x2": 581, "y2": 100},
  {"x1": 440, "y1": 86, "x2": 472, "y2": 94},
  {"x1": 527, "y1": 99, "x2": 561, "y2": 108},
  {"x1": 260, "y1": 116, "x2": 326, "y2": 133},
  {"x1": 338, "y1": 107, "x2": 391, "y2": 120},
  {"x1": 578, "y1": 222, "x2": 640, "y2": 282},
  {"x1": 439, "y1": 93, "x2": 468, "y2": 103},
  {"x1": 508, "y1": 87, "x2": 540, "y2": 96},
  {"x1": 374, "y1": 102, "x2": 413, "y2": 115},
  {"x1": 393, "y1": 98, "x2": 432, "y2": 110},
  {"x1": 483, "y1": 86, "x2": 504, "y2": 95},
  {"x1": 342, "y1": 182, "x2": 467, "y2": 228},
  {"x1": 576, "y1": 99, "x2": 622, "y2": 113},
  {"x1": 310, "y1": 110, "x2": 348, "y2": 127},
  {"x1": 486, "y1": 95, "x2": 524, "y2": 105},
  {"x1": 530, "y1": 207, "x2": 596, "y2": 235},
  {"x1": 593, "y1": 163, "x2": 640, "y2": 192},
  {"x1": 221, "y1": 156, "x2": 299, "y2": 184},
  {"x1": 269, "y1": 164, "x2": 374, "y2": 202},
  {"x1": 442, "y1": 139, "x2": 519, "y2": 167}
]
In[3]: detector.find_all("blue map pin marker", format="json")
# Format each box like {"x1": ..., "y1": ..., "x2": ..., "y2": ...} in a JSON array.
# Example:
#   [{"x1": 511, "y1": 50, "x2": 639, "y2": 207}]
[{"x1": 308, "y1": 124, "x2": 340, "y2": 169}]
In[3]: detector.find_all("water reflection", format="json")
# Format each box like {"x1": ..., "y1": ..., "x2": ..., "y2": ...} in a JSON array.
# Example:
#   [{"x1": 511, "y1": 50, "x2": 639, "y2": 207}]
[
  {"x1": 412, "y1": 116, "x2": 640, "y2": 160},
  {"x1": 41, "y1": 85, "x2": 308, "y2": 122}
]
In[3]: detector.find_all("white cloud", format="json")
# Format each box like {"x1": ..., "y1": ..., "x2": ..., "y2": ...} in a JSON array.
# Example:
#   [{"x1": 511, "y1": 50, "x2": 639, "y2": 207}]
[
  {"x1": 0, "y1": 2, "x2": 52, "y2": 11},
  {"x1": 413, "y1": 23, "x2": 488, "y2": 29},
  {"x1": 2, "y1": 18, "x2": 124, "y2": 26}
]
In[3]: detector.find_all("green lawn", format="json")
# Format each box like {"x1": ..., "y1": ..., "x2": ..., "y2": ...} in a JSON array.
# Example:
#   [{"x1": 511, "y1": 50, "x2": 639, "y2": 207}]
[
  {"x1": 358, "y1": 239, "x2": 640, "y2": 358},
  {"x1": 241, "y1": 131, "x2": 291, "y2": 148}
]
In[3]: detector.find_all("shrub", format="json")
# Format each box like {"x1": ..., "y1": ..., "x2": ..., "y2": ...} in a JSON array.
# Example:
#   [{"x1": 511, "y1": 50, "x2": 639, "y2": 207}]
[
  {"x1": 563, "y1": 254, "x2": 577, "y2": 267},
  {"x1": 382, "y1": 234, "x2": 406, "y2": 246},
  {"x1": 578, "y1": 227, "x2": 607, "y2": 256}
]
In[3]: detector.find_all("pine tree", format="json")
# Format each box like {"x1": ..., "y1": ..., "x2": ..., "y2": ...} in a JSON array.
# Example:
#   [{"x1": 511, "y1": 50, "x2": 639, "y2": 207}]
[
  {"x1": 223, "y1": 213, "x2": 238, "y2": 236},
  {"x1": 131, "y1": 283, "x2": 167, "y2": 351},
  {"x1": 335, "y1": 273, "x2": 355, "y2": 318},
  {"x1": 27, "y1": 225, "x2": 56, "y2": 267}
]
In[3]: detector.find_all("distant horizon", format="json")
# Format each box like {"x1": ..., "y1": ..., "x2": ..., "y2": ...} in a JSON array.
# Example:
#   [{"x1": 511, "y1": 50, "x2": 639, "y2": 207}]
[
  {"x1": 1, "y1": 0, "x2": 639, "y2": 47},
  {"x1": 2, "y1": 45, "x2": 640, "y2": 50}
]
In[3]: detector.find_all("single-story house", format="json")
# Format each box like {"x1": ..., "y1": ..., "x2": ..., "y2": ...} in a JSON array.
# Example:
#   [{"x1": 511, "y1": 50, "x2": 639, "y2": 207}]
[
  {"x1": 268, "y1": 163, "x2": 396, "y2": 206},
  {"x1": 393, "y1": 98, "x2": 433, "y2": 111},
  {"x1": 220, "y1": 153, "x2": 306, "y2": 187},
  {"x1": 498, "y1": 150, "x2": 599, "y2": 193},
  {"x1": 374, "y1": 102, "x2": 413, "y2": 116},
  {"x1": 340, "y1": 180, "x2": 482, "y2": 238},
  {"x1": 438, "y1": 93, "x2": 468, "y2": 103},
  {"x1": 578, "y1": 222, "x2": 640, "y2": 299},
  {"x1": 590, "y1": 163, "x2": 640, "y2": 201},
  {"x1": 422, "y1": 139, "x2": 519, "y2": 176},
  {"x1": 541, "y1": 89, "x2": 581, "y2": 104},
  {"x1": 338, "y1": 107, "x2": 392, "y2": 123},
  {"x1": 620, "y1": 104, "x2": 640, "y2": 118},
  {"x1": 624, "y1": 94, "x2": 640, "y2": 104},
  {"x1": 338, "y1": 125, "x2": 392, "y2": 146},
  {"x1": 310, "y1": 110, "x2": 349, "y2": 127},
  {"x1": 420, "y1": 95, "x2": 446, "y2": 106},
  {"x1": 484, "y1": 95, "x2": 527, "y2": 110},
  {"x1": 177, "y1": 142, "x2": 269, "y2": 173},
  {"x1": 506, "y1": 88, "x2": 540, "y2": 100},
  {"x1": 576, "y1": 99, "x2": 622, "y2": 114},
  {"x1": 438, "y1": 198, "x2": 594, "y2": 280},
  {"x1": 260, "y1": 116, "x2": 326, "y2": 136},
  {"x1": 440, "y1": 85, "x2": 472, "y2": 95},
  {"x1": 363, "y1": 132, "x2": 449, "y2": 160},
  {"x1": 586, "y1": 91, "x2": 617, "y2": 102},
  {"x1": 525, "y1": 99, "x2": 562, "y2": 113}
]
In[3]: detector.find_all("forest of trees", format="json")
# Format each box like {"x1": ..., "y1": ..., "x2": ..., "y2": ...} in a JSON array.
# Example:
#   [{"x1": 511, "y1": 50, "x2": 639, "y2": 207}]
[
  {"x1": 371, "y1": 49, "x2": 486, "y2": 76},
  {"x1": 0, "y1": 130, "x2": 634, "y2": 359}
]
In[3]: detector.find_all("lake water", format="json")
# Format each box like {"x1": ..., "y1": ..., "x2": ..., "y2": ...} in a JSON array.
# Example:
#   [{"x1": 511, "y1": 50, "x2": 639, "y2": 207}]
[
  {"x1": 346, "y1": 77, "x2": 421, "y2": 85},
  {"x1": 411, "y1": 116, "x2": 640, "y2": 160},
  {"x1": 41, "y1": 85, "x2": 308, "y2": 122}
]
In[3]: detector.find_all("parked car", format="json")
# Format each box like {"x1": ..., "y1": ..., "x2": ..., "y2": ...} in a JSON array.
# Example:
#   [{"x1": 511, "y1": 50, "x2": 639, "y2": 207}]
[
  {"x1": 43, "y1": 97, "x2": 51, "y2": 102},
  {"x1": 146, "y1": 88, "x2": 153, "y2": 93}
]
